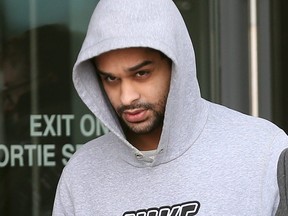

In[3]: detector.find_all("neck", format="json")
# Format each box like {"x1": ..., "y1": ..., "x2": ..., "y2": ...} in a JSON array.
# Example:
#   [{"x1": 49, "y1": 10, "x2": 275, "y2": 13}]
[{"x1": 126, "y1": 127, "x2": 162, "y2": 151}]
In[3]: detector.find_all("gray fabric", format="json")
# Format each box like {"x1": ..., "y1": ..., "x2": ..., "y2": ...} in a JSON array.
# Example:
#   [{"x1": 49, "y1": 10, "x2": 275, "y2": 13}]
[
  {"x1": 52, "y1": 0, "x2": 288, "y2": 215},
  {"x1": 276, "y1": 148, "x2": 288, "y2": 216}
]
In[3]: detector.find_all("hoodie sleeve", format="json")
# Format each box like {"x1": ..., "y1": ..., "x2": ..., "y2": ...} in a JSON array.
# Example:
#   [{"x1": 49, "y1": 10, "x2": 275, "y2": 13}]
[
  {"x1": 52, "y1": 170, "x2": 74, "y2": 216},
  {"x1": 263, "y1": 130, "x2": 288, "y2": 216},
  {"x1": 263, "y1": 130, "x2": 288, "y2": 215},
  {"x1": 275, "y1": 147, "x2": 288, "y2": 216}
]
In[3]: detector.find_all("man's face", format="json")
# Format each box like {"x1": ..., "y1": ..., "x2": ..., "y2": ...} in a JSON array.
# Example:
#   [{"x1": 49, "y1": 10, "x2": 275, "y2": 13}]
[{"x1": 94, "y1": 47, "x2": 172, "y2": 134}]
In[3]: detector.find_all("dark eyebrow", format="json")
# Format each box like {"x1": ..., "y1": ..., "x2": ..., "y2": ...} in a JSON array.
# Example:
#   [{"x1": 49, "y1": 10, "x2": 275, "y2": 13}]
[
  {"x1": 96, "y1": 69, "x2": 113, "y2": 77},
  {"x1": 127, "y1": 60, "x2": 153, "y2": 72},
  {"x1": 94, "y1": 60, "x2": 153, "y2": 76}
]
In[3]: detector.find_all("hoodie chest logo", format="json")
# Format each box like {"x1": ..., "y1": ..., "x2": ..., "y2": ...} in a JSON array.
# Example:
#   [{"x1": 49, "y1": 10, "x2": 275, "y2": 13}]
[{"x1": 123, "y1": 201, "x2": 200, "y2": 216}]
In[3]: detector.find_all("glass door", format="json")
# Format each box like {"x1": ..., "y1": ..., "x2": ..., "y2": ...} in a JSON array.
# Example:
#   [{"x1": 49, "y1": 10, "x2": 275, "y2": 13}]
[{"x1": 0, "y1": 1, "x2": 101, "y2": 215}]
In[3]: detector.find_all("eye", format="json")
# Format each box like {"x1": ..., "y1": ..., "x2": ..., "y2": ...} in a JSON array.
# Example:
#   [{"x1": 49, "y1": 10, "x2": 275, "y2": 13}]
[
  {"x1": 106, "y1": 75, "x2": 117, "y2": 82},
  {"x1": 100, "y1": 74, "x2": 118, "y2": 83},
  {"x1": 135, "y1": 71, "x2": 150, "y2": 78}
]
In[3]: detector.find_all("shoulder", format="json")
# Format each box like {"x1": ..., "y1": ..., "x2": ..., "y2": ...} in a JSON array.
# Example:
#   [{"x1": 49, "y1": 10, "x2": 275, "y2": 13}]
[
  {"x1": 205, "y1": 101, "x2": 288, "y2": 152},
  {"x1": 208, "y1": 101, "x2": 284, "y2": 135}
]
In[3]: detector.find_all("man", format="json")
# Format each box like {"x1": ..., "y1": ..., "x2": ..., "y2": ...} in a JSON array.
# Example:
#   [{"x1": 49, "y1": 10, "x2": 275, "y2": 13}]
[{"x1": 53, "y1": 0, "x2": 288, "y2": 215}]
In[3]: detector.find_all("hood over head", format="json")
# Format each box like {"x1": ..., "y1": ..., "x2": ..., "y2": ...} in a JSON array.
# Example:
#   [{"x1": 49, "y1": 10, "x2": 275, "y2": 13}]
[{"x1": 73, "y1": 0, "x2": 208, "y2": 166}]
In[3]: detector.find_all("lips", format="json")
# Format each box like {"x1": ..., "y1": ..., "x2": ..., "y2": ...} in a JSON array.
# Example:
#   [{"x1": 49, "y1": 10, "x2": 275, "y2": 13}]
[{"x1": 122, "y1": 109, "x2": 148, "y2": 123}]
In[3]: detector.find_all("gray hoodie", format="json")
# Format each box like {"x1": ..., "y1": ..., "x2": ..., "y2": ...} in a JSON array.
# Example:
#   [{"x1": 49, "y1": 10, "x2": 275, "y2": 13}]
[{"x1": 53, "y1": 0, "x2": 288, "y2": 215}]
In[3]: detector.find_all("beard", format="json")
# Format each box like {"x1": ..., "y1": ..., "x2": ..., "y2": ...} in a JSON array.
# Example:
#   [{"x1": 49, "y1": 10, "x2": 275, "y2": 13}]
[{"x1": 116, "y1": 99, "x2": 166, "y2": 134}]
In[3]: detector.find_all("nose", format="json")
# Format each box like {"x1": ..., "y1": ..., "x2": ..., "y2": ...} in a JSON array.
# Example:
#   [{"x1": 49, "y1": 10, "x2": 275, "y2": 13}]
[{"x1": 120, "y1": 80, "x2": 140, "y2": 105}]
